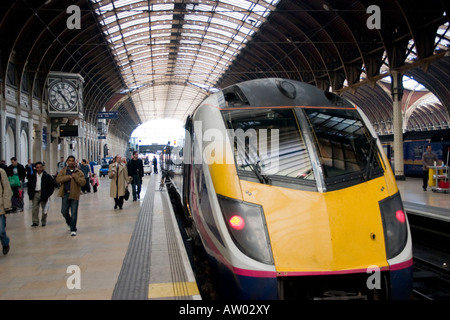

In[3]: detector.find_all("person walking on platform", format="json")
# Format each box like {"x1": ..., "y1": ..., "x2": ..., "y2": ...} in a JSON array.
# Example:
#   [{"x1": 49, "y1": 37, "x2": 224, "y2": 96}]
[
  {"x1": 90, "y1": 173, "x2": 99, "y2": 193},
  {"x1": 127, "y1": 151, "x2": 143, "y2": 201},
  {"x1": 55, "y1": 156, "x2": 66, "y2": 177},
  {"x1": 25, "y1": 159, "x2": 34, "y2": 184},
  {"x1": 6, "y1": 157, "x2": 26, "y2": 212},
  {"x1": 152, "y1": 156, "x2": 158, "y2": 174},
  {"x1": 0, "y1": 167, "x2": 13, "y2": 255},
  {"x1": 27, "y1": 162, "x2": 56, "y2": 227},
  {"x1": 55, "y1": 156, "x2": 66, "y2": 189},
  {"x1": 109, "y1": 154, "x2": 128, "y2": 210},
  {"x1": 56, "y1": 156, "x2": 86, "y2": 236},
  {"x1": 422, "y1": 144, "x2": 439, "y2": 191},
  {"x1": 79, "y1": 159, "x2": 91, "y2": 193}
]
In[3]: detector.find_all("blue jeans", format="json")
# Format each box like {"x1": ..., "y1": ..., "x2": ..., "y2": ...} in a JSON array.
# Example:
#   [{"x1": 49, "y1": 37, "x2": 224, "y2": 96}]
[
  {"x1": 0, "y1": 215, "x2": 9, "y2": 247},
  {"x1": 61, "y1": 193, "x2": 79, "y2": 232},
  {"x1": 131, "y1": 174, "x2": 142, "y2": 200}
]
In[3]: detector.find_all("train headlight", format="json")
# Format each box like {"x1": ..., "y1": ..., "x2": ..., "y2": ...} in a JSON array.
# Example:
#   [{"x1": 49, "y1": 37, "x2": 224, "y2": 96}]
[
  {"x1": 379, "y1": 192, "x2": 408, "y2": 259},
  {"x1": 217, "y1": 195, "x2": 273, "y2": 265}
]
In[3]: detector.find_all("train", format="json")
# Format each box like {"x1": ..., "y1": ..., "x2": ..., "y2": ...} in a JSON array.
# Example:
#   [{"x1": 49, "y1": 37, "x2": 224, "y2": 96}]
[
  {"x1": 379, "y1": 130, "x2": 450, "y2": 176},
  {"x1": 162, "y1": 78, "x2": 413, "y2": 300}
]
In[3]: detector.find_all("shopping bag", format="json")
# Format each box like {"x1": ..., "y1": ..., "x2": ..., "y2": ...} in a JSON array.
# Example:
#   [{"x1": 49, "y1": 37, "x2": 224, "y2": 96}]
[
  {"x1": 43, "y1": 199, "x2": 50, "y2": 214},
  {"x1": 8, "y1": 175, "x2": 21, "y2": 187}
]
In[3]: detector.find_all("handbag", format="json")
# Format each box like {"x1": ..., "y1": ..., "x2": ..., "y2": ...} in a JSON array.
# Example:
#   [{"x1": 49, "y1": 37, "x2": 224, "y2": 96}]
[{"x1": 124, "y1": 186, "x2": 130, "y2": 201}]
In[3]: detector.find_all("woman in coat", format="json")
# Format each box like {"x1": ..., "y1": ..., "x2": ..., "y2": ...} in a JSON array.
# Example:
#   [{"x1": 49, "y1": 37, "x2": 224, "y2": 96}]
[
  {"x1": 109, "y1": 154, "x2": 128, "y2": 209},
  {"x1": 0, "y1": 167, "x2": 13, "y2": 254}
]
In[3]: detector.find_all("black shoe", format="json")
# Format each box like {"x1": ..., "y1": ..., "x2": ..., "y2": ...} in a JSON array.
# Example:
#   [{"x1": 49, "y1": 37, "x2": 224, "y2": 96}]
[
  {"x1": 423, "y1": 187, "x2": 427, "y2": 191},
  {"x1": 42, "y1": 223, "x2": 46, "y2": 227},
  {"x1": 2, "y1": 245, "x2": 10, "y2": 255},
  {"x1": 114, "y1": 205, "x2": 118, "y2": 209},
  {"x1": 31, "y1": 223, "x2": 38, "y2": 227}
]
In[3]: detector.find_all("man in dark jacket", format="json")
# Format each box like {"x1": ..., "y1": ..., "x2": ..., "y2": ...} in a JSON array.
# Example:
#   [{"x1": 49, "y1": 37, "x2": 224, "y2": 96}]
[
  {"x1": 7, "y1": 157, "x2": 26, "y2": 183},
  {"x1": 79, "y1": 159, "x2": 91, "y2": 193},
  {"x1": 7, "y1": 157, "x2": 26, "y2": 212},
  {"x1": 27, "y1": 161, "x2": 56, "y2": 227},
  {"x1": 422, "y1": 144, "x2": 439, "y2": 191},
  {"x1": 127, "y1": 151, "x2": 144, "y2": 201}
]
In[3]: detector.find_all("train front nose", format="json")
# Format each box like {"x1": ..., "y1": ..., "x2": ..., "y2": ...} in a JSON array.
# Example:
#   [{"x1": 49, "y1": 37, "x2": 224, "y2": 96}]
[
  {"x1": 258, "y1": 182, "x2": 389, "y2": 275},
  {"x1": 241, "y1": 179, "x2": 396, "y2": 299}
]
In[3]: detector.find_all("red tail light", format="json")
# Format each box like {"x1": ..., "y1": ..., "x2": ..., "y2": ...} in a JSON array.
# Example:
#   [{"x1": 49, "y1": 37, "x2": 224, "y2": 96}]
[
  {"x1": 218, "y1": 195, "x2": 273, "y2": 264},
  {"x1": 229, "y1": 215, "x2": 245, "y2": 230},
  {"x1": 396, "y1": 210, "x2": 406, "y2": 223},
  {"x1": 379, "y1": 192, "x2": 408, "y2": 259}
]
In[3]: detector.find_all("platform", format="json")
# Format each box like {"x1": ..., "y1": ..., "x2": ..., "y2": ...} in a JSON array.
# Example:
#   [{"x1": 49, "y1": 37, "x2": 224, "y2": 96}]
[
  {"x1": 1, "y1": 174, "x2": 447, "y2": 300},
  {"x1": 0, "y1": 173, "x2": 199, "y2": 300},
  {"x1": 396, "y1": 177, "x2": 450, "y2": 222}
]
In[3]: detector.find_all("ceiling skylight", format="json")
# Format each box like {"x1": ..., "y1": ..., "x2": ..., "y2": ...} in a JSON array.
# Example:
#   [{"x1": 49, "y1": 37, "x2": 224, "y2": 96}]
[{"x1": 91, "y1": 0, "x2": 281, "y2": 122}]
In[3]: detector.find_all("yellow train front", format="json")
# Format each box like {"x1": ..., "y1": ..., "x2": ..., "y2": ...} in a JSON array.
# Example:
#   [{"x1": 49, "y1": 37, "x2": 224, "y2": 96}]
[{"x1": 176, "y1": 78, "x2": 413, "y2": 300}]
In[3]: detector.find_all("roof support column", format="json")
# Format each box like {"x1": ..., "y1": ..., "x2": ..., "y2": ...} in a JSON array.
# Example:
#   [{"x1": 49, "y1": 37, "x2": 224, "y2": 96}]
[
  {"x1": 391, "y1": 70, "x2": 405, "y2": 180},
  {"x1": 0, "y1": 111, "x2": 6, "y2": 161}
]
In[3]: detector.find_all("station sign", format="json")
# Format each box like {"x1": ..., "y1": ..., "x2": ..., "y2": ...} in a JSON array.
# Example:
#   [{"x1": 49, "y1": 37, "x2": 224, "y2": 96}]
[{"x1": 97, "y1": 112, "x2": 118, "y2": 119}]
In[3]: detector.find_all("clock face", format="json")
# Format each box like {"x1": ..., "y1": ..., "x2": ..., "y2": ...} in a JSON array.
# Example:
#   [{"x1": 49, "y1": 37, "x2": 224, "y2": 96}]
[{"x1": 49, "y1": 81, "x2": 78, "y2": 112}]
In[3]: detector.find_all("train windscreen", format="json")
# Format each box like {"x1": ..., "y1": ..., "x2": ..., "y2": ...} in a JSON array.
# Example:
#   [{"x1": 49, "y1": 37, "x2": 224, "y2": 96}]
[
  {"x1": 303, "y1": 108, "x2": 384, "y2": 187},
  {"x1": 222, "y1": 108, "x2": 315, "y2": 186}
]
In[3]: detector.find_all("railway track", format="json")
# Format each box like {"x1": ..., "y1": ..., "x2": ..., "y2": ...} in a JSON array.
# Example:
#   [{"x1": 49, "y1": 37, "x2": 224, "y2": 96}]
[
  {"x1": 407, "y1": 212, "x2": 450, "y2": 300},
  {"x1": 413, "y1": 249, "x2": 450, "y2": 300},
  {"x1": 169, "y1": 199, "x2": 450, "y2": 300}
]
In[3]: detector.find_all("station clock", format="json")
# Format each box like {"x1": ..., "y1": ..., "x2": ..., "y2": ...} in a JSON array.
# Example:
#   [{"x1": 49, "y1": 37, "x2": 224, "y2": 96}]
[
  {"x1": 48, "y1": 80, "x2": 78, "y2": 112},
  {"x1": 47, "y1": 72, "x2": 84, "y2": 118}
]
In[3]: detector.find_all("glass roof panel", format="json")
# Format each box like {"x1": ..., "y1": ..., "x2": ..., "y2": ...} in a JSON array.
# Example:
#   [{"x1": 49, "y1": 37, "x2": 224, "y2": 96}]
[{"x1": 91, "y1": 0, "x2": 280, "y2": 122}]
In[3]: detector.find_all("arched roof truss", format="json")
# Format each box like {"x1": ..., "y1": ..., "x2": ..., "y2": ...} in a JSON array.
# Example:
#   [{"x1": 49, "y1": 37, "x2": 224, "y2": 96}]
[{"x1": 1, "y1": 0, "x2": 448, "y2": 138}]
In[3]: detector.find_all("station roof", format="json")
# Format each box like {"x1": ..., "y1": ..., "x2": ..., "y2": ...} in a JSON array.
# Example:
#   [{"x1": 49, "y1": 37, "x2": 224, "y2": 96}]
[{"x1": 0, "y1": 0, "x2": 449, "y2": 137}]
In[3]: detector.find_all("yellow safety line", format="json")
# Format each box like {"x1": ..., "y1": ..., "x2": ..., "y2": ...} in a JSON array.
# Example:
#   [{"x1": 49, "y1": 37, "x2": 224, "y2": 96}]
[{"x1": 148, "y1": 282, "x2": 200, "y2": 299}]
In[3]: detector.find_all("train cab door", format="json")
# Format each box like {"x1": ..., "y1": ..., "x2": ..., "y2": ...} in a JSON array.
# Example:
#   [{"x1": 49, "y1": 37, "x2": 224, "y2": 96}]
[{"x1": 183, "y1": 116, "x2": 193, "y2": 218}]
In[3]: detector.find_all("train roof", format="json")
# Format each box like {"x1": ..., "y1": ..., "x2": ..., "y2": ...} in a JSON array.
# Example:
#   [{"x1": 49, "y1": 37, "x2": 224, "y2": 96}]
[{"x1": 220, "y1": 78, "x2": 355, "y2": 110}]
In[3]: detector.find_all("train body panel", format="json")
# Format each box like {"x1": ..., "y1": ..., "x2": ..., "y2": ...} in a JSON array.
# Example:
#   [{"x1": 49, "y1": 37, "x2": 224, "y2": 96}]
[
  {"x1": 165, "y1": 78, "x2": 413, "y2": 299},
  {"x1": 238, "y1": 177, "x2": 390, "y2": 274}
]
